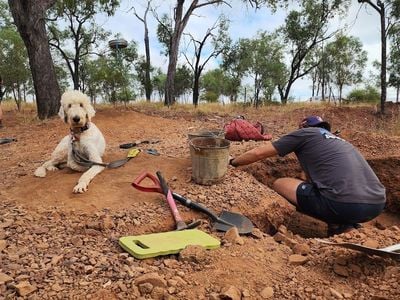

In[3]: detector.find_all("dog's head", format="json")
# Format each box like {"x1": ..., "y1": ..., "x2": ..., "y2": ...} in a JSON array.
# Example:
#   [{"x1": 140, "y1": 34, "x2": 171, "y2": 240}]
[{"x1": 58, "y1": 90, "x2": 95, "y2": 128}]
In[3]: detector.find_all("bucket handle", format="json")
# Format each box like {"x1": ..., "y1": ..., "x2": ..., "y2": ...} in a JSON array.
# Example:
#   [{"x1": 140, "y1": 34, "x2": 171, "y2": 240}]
[{"x1": 189, "y1": 139, "x2": 201, "y2": 152}]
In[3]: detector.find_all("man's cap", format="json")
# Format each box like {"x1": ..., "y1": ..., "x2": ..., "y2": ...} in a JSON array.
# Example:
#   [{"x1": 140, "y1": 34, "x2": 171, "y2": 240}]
[{"x1": 299, "y1": 115, "x2": 331, "y2": 131}]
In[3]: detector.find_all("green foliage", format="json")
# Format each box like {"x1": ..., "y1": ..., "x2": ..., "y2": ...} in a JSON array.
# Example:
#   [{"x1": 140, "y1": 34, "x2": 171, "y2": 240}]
[
  {"x1": 152, "y1": 68, "x2": 167, "y2": 100},
  {"x1": 174, "y1": 65, "x2": 193, "y2": 98},
  {"x1": 201, "y1": 90, "x2": 219, "y2": 103},
  {"x1": 324, "y1": 33, "x2": 367, "y2": 99},
  {"x1": 156, "y1": 14, "x2": 173, "y2": 57},
  {"x1": 201, "y1": 68, "x2": 236, "y2": 102},
  {"x1": 81, "y1": 51, "x2": 134, "y2": 103},
  {"x1": 388, "y1": 24, "x2": 400, "y2": 95},
  {"x1": 47, "y1": 0, "x2": 120, "y2": 89},
  {"x1": 135, "y1": 56, "x2": 154, "y2": 98},
  {"x1": 347, "y1": 86, "x2": 380, "y2": 103},
  {"x1": 0, "y1": 26, "x2": 32, "y2": 107},
  {"x1": 278, "y1": 0, "x2": 350, "y2": 103}
]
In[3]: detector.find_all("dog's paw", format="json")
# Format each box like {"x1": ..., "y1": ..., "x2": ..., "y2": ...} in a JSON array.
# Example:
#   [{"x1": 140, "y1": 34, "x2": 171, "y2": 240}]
[
  {"x1": 34, "y1": 167, "x2": 47, "y2": 178},
  {"x1": 73, "y1": 182, "x2": 88, "y2": 193},
  {"x1": 46, "y1": 165, "x2": 59, "y2": 172}
]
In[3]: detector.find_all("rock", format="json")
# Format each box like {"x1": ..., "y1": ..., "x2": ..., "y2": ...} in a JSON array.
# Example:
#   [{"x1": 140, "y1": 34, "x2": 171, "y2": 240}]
[
  {"x1": 151, "y1": 286, "x2": 166, "y2": 300},
  {"x1": 0, "y1": 239, "x2": 6, "y2": 252},
  {"x1": 164, "y1": 259, "x2": 179, "y2": 268},
  {"x1": 260, "y1": 286, "x2": 274, "y2": 298},
  {"x1": 273, "y1": 232, "x2": 286, "y2": 243},
  {"x1": 251, "y1": 228, "x2": 264, "y2": 239},
  {"x1": 288, "y1": 254, "x2": 308, "y2": 265},
  {"x1": 179, "y1": 245, "x2": 209, "y2": 264},
  {"x1": 220, "y1": 285, "x2": 241, "y2": 300},
  {"x1": 224, "y1": 227, "x2": 244, "y2": 245},
  {"x1": 363, "y1": 239, "x2": 379, "y2": 249},
  {"x1": 0, "y1": 272, "x2": 13, "y2": 283},
  {"x1": 14, "y1": 281, "x2": 37, "y2": 297},
  {"x1": 278, "y1": 225, "x2": 288, "y2": 235},
  {"x1": 330, "y1": 287, "x2": 343, "y2": 299},
  {"x1": 51, "y1": 254, "x2": 64, "y2": 265},
  {"x1": 292, "y1": 243, "x2": 311, "y2": 255},
  {"x1": 51, "y1": 283, "x2": 63, "y2": 292},
  {"x1": 242, "y1": 289, "x2": 251, "y2": 297},
  {"x1": 135, "y1": 272, "x2": 167, "y2": 288},
  {"x1": 333, "y1": 264, "x2": 349, "y2": 277},
  {"x1": 100, "y1": 215, "x2": 115, "y2": 229},
  {"x1": 138, "y1": 282, "x2": 153, "y2": 295}
]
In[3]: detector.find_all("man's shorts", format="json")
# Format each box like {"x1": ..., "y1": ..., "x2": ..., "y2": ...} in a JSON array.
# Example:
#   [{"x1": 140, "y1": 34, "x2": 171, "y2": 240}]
[{"x1": 296, "y1": 182, "x2": 385, "y2": 225}]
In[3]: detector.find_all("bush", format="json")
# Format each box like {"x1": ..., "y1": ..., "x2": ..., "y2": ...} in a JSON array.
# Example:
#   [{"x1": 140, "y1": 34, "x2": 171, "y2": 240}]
[
  {"x1": 200, "y1": 91, "x2": 219, "y2": 103},
  {"x1": 347, "y1": 86, "x2": 380, "y2": 103}
]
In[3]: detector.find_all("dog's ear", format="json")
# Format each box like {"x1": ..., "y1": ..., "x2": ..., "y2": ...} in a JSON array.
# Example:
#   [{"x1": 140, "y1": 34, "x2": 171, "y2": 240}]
[
  {"x1": 58, "y1": 105, "x2": 67, "y2": 123},
  {"x1": 85, "y1": 103, "x2": 96, "y2": 120}
]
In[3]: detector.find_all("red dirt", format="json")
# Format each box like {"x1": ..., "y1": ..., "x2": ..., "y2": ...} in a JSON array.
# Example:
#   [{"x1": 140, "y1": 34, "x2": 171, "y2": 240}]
[{"x1": 1, "y1": 103, "x2": 400, "y2": 299}]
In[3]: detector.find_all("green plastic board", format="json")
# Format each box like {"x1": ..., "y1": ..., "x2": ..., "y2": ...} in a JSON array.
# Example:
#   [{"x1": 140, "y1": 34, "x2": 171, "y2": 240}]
[{"x1": 119, "y1": 229, "x2": 220, "y2": 259}]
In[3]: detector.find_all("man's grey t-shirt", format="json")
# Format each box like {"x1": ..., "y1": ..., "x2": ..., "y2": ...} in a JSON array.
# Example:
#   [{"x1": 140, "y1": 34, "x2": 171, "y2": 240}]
[{"x1": 272, "y1": 127, "x2": 386, "y2": 204}]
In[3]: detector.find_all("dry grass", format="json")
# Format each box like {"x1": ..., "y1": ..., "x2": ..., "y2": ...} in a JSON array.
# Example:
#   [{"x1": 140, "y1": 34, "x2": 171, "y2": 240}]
[{"x1": 3, "y1": 99, "x2": 400, "y2": 136}]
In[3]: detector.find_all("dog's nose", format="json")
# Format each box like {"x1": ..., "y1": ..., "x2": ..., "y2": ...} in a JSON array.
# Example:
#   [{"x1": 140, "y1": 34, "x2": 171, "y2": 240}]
[{"x1": 73, "y1": 116, "x2": 80, "y2": 123}]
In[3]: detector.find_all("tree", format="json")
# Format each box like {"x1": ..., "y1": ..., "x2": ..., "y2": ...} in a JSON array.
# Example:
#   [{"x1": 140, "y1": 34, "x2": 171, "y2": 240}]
[
  {"x1": 0, "y1": 27, "x2": 32, "y2": 110},
  {"x1": 174, "y1": 64, "x2": 193, "y2": 101},
  {"x1": 134, "y1": 56, "x2": 154, "y2": 100},
  {"x1": 131, "y1": 0, "x2": 153, "y2": 101},
  {"x1": 277, "y1": 0, "x2": 350, "y2": 104},
  {"x1": 358, "y1": 0, "x2": 400, "y2": 113},
  {"x1": 348, "y1": 85, "x2": 380, "y2": 103},
  {"x1": 152, "y1": 68, "x2": 166, "y2": 101},
  {"x1": 160, "y1": 0, "x2": 229, "y2": 106},
  {"x1": 221, "y1": 39, "x2": 252, "y2": 102},
  {"x1": 388, "y1": 24, "x2": 400, "y2": 102},
  {"x1": 200, "y1": 68, "x2": 234, "y2": 102},
  {"x1": 47, "y1": 0, "x2": 118, "y2": 90},
  {"x1": 8, "y1": 0, "x2": 61, "y2": 119},
  {"x1": 242, "y1": 31, "x2": 286, "y2": 107},
  {"x1": 183, "y1": 16, "x2": 230, "y2": 106},
  {"x1": 324, "y1": 34, "x2": 367, "y2": 103}
]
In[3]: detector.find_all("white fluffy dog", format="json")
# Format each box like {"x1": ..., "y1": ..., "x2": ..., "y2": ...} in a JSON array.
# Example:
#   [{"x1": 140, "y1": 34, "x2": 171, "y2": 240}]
[{"x1": 34, "y1": 90, "x2": 106, "y2": 193}]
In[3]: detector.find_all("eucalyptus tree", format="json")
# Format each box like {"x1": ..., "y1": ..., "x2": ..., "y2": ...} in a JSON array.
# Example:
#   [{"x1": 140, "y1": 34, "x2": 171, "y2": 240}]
[
  {"x1": 244, "y1": 31, "x2": 286, "y2": 107},
  {"x1": 221, "y1": 39, "x2": 252, "y2": 102},
  {"x1": 135, "y1": 56, "x2": 155, "y2": 100},
  {"x1": 0, "y1": 27, "x2": 32, "y2": 110},
  {"x1": 131, "y1": 0, "x2": 153, "y2": 101},
  {"x1": 277, "y1": 0, "x2": 350, "y2": 104},
  {"x1": 358, "y1": 0, "x2": 400, "y2": 113},
  {"x1": 157, "y1": 0, "x2": 231, "y2": 106},
  {"x1": 8, "y1": 0, "x2": 60, "y2": 119},
  {"x1": 152, "y1": 68, "x2": 167, "y2": 101},
  {"x1": 182, "y1": 16, "x2": 230, "y2": 106},
  {"x1": 200, "y1": 68, "x2": 236, "y2": 103},
  {"x1": 47, "y1": 0, "x2": 119, "y2": 91},
  {"x1": 324, "y1": 34, "x2": 367, "y2": 103},
  {"x1": 174, "y1": 64, "x2": 193, "y2": 102},
  {"x1": 388, "y1": 24, "x2": 400, "y2": 102}
]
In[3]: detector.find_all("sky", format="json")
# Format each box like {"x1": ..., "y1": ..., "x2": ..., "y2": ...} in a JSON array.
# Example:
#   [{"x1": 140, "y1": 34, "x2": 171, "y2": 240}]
[{"x1": 96, "y1": 0, "x2": 395, "y2": 101}]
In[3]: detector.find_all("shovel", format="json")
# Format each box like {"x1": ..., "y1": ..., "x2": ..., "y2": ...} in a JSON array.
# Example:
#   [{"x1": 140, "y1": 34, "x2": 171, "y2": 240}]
[
  {"x1": 172, "y1": 192, "x2": 254, "y2": 235},
  {"x1": 317, "y1": 239, "x2": 400, "y2": 260}
]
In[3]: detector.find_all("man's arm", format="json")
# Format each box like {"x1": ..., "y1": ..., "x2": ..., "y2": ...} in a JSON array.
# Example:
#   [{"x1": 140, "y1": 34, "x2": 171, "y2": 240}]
[{"x1": 230, "y1": 141, "x2": 278, "y2": 167}]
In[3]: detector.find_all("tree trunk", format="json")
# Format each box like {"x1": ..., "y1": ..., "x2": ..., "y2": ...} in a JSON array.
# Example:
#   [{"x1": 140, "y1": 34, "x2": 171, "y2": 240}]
[
  {"x1": 8, "y1": 0, "x2": 60, "y2": 120},
  {"x1": 144, "y1": 20, "x2": 152, "y2": 101},
  {"x1": 193, "y1": 72, "x2": 200, "y2": 107},
  {"x1": 396, "y1": 86, "x2": 399, "y2": 103},
  {"x1": 379, "y1": 2, "x2": 386, "y2": 114}
]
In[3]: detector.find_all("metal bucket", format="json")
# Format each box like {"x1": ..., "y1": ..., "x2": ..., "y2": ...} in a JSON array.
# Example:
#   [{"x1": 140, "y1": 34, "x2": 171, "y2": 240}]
[
  {"x1": 189, "y1": 137, "x2": 230, "y2": 185},
  {"x1": 187, "y1": 130, "x2": 225, "y2": 140}
]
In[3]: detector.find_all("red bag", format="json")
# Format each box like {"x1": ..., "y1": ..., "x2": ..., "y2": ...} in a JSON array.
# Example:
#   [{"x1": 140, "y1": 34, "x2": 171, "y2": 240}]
[{"x1": 224, "y1": 118, "x2": 272, "y2": 141}]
